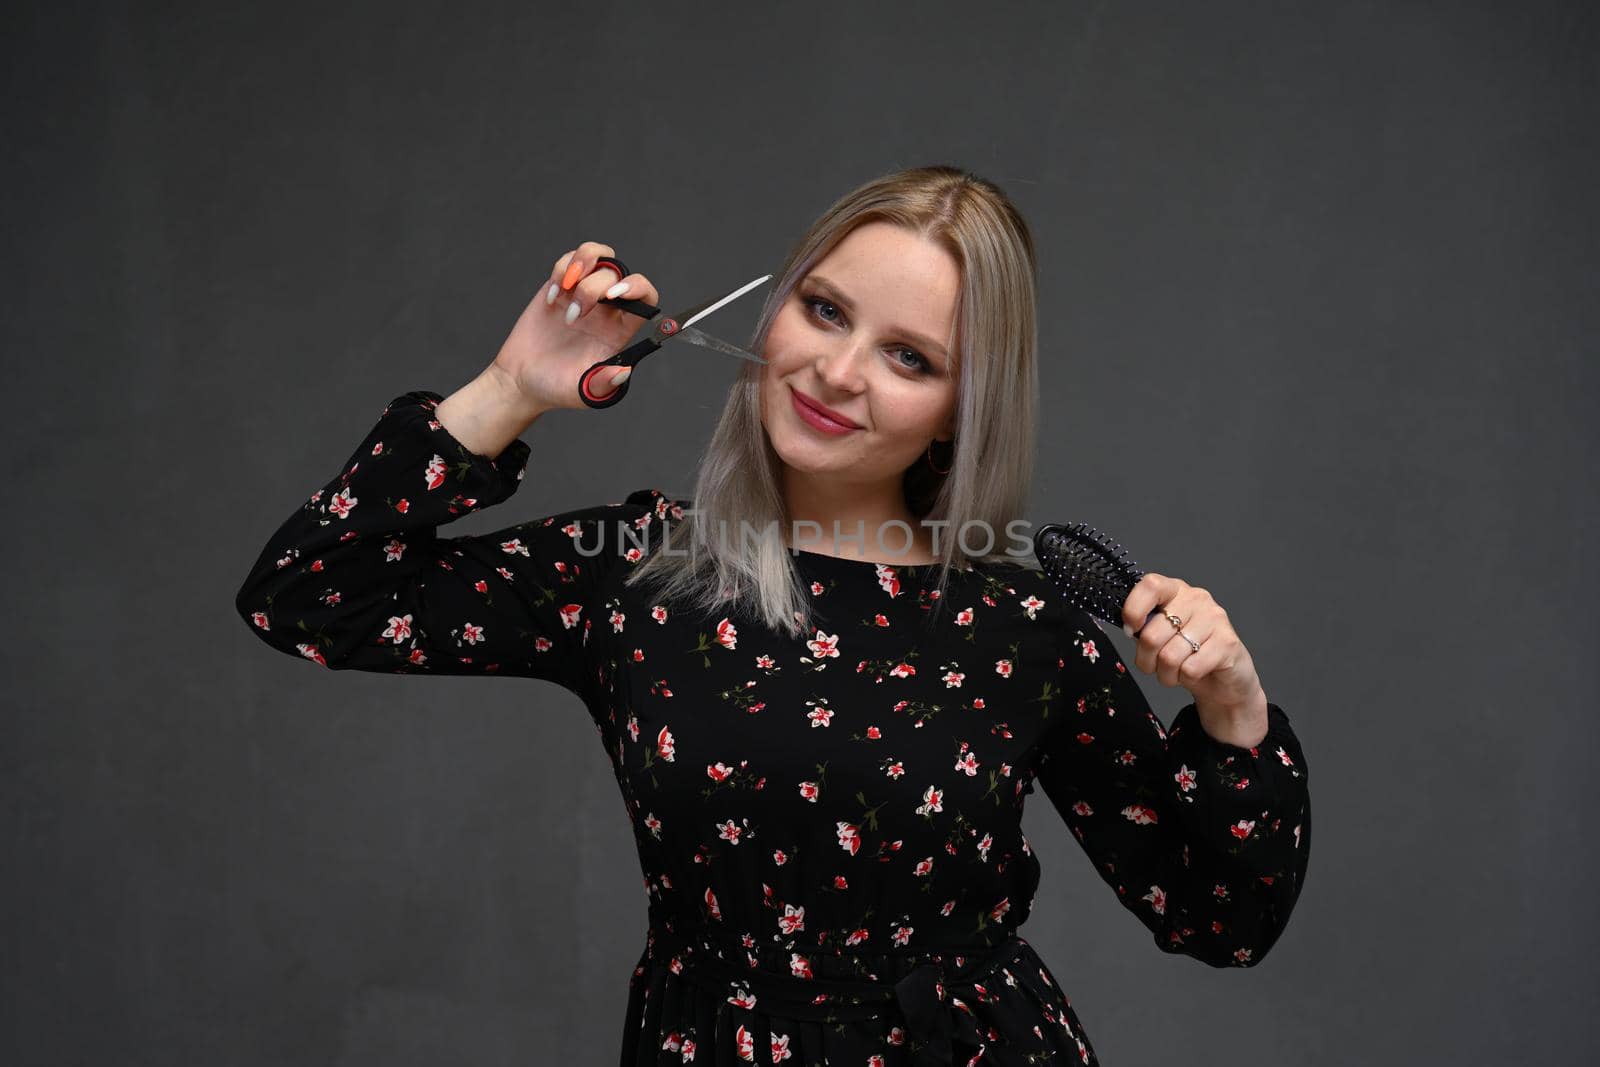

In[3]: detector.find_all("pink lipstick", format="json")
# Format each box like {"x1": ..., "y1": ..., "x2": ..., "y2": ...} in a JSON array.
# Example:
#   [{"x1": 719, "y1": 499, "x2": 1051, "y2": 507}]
[{"x1": 790, "y1": 387, "x2": 861, "y2": 435}]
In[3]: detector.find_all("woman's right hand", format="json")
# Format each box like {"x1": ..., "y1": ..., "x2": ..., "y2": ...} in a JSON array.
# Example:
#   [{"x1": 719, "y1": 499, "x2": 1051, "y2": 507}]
[{"x1": 491, "y1": 240, "x2": 663, "y2": 413}]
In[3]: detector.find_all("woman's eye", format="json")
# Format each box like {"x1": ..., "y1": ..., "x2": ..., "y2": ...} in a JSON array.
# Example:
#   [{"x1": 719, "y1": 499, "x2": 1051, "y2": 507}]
[
  {"x1": 803, "y1": 295, "x2": 841, "y2": 324},
  {"x1": 893, "y1": 348, "x2": 929, "y2": 373},
  {"x1": 803, "y1": 295, "x2": 929, "y2": 374}
]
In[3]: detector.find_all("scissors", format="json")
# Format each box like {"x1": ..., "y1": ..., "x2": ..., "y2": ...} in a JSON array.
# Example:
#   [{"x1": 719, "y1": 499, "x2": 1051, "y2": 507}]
[{"x1": 578, "y1": 255, "x2": 772, "y2": 409}]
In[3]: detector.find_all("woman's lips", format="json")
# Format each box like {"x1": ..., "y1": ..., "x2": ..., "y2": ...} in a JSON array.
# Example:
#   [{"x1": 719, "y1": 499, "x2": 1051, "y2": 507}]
[{"x1": 790, "y1": 387, "x2": 861, "y2": 435}]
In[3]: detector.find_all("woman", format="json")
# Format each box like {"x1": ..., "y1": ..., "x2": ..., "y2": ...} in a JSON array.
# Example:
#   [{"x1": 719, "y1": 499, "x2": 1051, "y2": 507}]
[{"x1": 236, "y1": 166, "x2": 1311, "y2": 1065}]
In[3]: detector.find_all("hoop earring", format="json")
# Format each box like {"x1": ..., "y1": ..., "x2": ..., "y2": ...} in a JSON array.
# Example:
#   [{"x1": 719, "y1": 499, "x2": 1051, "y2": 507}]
[{"x1": 925, "y1": 438, "x2": 953, "y2": 475}]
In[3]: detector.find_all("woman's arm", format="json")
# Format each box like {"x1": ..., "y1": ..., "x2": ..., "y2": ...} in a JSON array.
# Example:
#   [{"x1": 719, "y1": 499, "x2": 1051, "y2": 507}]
[
  {"x1": 1033, "y1": 609, "x2": 1312, "y2": 967},
  {"x1": 232, "y1": 383, "x2": 660, "y2": 704}
]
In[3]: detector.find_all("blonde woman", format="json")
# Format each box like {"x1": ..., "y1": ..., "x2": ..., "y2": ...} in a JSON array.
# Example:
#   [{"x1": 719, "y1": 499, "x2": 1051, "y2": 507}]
[{"x1": 236, "y1": 166, "x2": 1311, "y2": 1065}]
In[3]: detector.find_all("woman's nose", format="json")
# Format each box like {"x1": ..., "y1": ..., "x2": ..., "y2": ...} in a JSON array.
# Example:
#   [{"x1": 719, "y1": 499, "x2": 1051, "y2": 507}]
[{"x1": 815, "y1": 341, "x2": 868, "y2": 391}]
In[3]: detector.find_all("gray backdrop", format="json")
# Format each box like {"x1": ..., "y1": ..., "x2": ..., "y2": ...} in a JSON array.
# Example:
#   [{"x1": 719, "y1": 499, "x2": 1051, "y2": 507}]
[{"x1": 6, "y1": 0, "x2": 1596, "y2": 1063}]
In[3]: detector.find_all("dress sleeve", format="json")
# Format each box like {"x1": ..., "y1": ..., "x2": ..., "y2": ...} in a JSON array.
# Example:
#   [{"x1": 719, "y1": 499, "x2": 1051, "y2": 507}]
[
  {"x1": 232, "y1": 388, "x2": 671, "y2": 703},
  {"x1": 1033, "y1": 607, "x2": 1312, "y2": 967}
]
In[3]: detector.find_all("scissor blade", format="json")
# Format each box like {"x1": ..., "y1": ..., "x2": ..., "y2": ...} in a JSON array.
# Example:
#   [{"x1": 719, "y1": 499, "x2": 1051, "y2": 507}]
[
  {"x1": 676, "y1": 326, "x2": 768, "y2": 364},
  {"x1": 679, "y1": 273, "x2": 772, "y2": 330}
]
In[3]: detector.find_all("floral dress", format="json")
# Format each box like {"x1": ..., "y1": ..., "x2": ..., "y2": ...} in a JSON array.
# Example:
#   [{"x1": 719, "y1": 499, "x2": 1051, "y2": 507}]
[{"x1": 235, "y1": 389, "x2": 1313, "y2": 1066}]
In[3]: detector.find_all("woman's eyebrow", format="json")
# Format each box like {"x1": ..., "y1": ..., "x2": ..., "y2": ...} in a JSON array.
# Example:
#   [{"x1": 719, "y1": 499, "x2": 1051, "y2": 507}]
[{"x1": 806, "y1": 274, "x2": 951, "y2": 359}]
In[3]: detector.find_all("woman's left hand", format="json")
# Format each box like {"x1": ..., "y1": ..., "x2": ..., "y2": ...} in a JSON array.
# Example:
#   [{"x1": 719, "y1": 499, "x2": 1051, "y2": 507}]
[{"x1": 1120, "y1": 573, "x2": 1270, "y2": 748}]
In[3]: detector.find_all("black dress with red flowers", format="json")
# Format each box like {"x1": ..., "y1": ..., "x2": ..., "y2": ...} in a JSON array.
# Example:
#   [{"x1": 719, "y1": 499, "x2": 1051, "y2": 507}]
[{"x1": 235, "y1": 389, "x2": 1312, "y2": 1066}]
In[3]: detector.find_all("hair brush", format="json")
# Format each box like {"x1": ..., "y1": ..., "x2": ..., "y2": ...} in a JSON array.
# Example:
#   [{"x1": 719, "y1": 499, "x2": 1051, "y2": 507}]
[{"x1": 1032, "y1": 522, "x2": 1163, "y2": 637}]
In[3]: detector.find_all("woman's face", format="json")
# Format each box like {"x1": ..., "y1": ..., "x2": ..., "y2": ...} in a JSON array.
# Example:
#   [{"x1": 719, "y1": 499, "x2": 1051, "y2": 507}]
[{"x1": 759, "y1": 221, "x2": 960, "y2": 494}]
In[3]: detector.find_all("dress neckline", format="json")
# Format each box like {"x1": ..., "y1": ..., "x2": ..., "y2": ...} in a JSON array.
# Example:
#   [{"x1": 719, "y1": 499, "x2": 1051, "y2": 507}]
[{"x1": 788, "y1": 546, "x2": 980, "y2": 573}]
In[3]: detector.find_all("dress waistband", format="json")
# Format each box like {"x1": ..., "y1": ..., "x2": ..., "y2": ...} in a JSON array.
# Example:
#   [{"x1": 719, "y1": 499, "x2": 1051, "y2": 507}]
[{"x1": 644, "y1": 924, "x2": 1031, "y2": 1066}]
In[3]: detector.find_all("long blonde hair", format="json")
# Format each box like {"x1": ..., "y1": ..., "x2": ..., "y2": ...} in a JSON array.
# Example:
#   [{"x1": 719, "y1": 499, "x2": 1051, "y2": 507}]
[{"x1": 625, "y1": 165, "x2": 1040, "y2": 638}]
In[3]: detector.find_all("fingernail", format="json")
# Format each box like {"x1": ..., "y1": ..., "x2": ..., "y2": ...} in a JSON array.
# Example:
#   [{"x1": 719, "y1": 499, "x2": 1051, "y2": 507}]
[
  {"x1": 612, "y1": 368, "x2": 631, "y2": 386},
  {"x1": 1123, "y1": 622, "x2": 1135, "y2": 637},
  {"x1": 605, "y1": 280, "x2": 630, "y2": 299},
  {"x1": 546, "y1": 283, "x2": 558, "y2": 306},
  {"x1": 565, "y1": 301, "x2": 580, "y2": 324},
  {"x1": 561, "y1": 261, "x2": 584, "y2": 291}
]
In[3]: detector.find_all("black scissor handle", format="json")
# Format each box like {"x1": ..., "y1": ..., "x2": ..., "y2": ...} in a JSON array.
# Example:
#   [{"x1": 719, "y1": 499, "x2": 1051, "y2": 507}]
[
  {"x1": 592, "y1": 255, "x2": 660, "y2": 320},
  {"x1": 579, "y1": 360, "x2": 631, "y2": 409},
  {"x1": 574, "y1": 254, "x2": 663, "y2": 409},
  {"x1": 579, "y1": 335, "x2": 665, "y2": 409}
]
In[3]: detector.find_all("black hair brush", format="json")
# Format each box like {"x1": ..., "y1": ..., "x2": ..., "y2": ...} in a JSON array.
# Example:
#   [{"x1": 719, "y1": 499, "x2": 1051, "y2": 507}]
[{"x1": 1032, "y1": 522, "x2": 1163, "y2": 637}]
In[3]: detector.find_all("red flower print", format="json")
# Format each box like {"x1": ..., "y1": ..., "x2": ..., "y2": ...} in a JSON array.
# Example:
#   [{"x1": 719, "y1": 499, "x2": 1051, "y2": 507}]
[
  {"x1": 1122, "y1": 804, "x2": 1158, "y2": 826},
  {"x1": 423, "y1": 455, "x2": 447, "y2": 490},
  {"x1": 558, "y1": 604, "x2": 582, "y2": 629},
  {"x1": 807, "y1": 630, "x2": 839, "y2": 658},
  {"x1": 798, "y1": 782, "x2": 819, "y2": 803},
  {"x1": 836, "y1": 821, "x2": 861, "y2": 856},
  {"x1": 874, "y1": 564, "x2": 901, "y2": 597},
  {"x1": 778, "y1": 904, "x2": 805, "y2": 935},
  {"x1": 382, "y1": 613, "x2": 413, "y2": 643},
  {"x1": 656, "y1": 726, "x2": 676, "y2": 762},
  {"x1": 715, "y1": 617, "x2": 738, "y2": 649},
  {"x1": 995, "y1": 659, "x2": 1013, "y2": 677},
  {"x1": 1229, "y1": 818, "x2": 1257, "y2": 840},
  {"x1": 1143, "y1": 884, "x2": 1168, "y2": 915},
  {"x1": 327, "y1": 486, "x2": 358, "y2": 518}
]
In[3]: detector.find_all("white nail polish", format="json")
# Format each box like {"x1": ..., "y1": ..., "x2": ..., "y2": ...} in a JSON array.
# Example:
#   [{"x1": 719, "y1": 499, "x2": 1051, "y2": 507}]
[
  {"x1": 1123, "y1": 623, "x2": 1135, "y2": 637},
  {"x1": 546, "y1": 283, "x2": 558, "y2": 306},
  {"x1": 606, "y1": 280, "x2": 630, "y2": 298},
  {"x1": 565, "y1": 302, "x2": 580, "y2": 324}
]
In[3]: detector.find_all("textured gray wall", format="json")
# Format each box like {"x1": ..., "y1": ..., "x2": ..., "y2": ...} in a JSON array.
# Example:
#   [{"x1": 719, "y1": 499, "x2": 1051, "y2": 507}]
[{"x1": 5, "y1": 1, "x2": 1596, "y2": 1063}]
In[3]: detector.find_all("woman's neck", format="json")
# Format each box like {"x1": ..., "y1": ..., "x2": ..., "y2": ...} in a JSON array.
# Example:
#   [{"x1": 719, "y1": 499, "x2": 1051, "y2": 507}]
[{"x1": 779, "y1": 468, "x2": 936, "y2": 563}]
